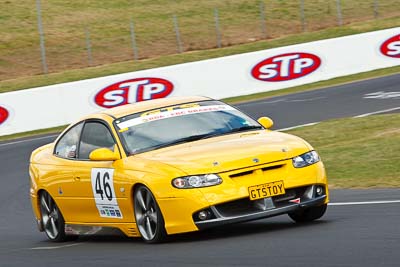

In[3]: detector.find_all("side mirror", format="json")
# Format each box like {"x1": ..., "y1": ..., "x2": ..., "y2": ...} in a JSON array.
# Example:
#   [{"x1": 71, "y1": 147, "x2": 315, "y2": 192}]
[
  {"x1": 89, "y1": 145, "x2": 120, "y2": 161},
  {"x1": 257, "y1": 117, "x2": 274, "y2": 129}
]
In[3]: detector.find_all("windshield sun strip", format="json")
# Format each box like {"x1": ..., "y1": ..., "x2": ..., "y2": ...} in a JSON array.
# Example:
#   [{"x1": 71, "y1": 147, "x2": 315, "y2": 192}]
[{"x1": 116, "y1": 104, "x2": 236, "y2": 130}]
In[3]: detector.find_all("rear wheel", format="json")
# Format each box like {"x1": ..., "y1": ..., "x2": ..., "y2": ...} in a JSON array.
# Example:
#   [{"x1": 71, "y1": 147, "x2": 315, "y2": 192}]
[
  {"x1": 39, "y1": 191, "x2": 67, "y2": 242},
  {"x1": 134, "y1": 185, "x2": 167, "y2": 243},
  {"x1": 288, "y1": 204, "x2": 327, "y2": 223}
]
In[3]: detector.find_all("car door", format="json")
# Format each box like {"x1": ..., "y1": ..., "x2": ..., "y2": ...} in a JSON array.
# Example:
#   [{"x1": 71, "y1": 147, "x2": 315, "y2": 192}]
[
  {"x1": 52, "y1": 122, "x2": 85, "y2": 223},
  {"x1": 73, "y1": 120, "x2": 129, "y2": 223}
]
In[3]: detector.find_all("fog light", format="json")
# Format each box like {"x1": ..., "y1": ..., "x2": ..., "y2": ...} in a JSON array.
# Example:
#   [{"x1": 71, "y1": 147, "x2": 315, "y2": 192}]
[
  {"x1": 316, "y1": 186, "x2": 324, "y2": 196},
  {"x1": 198, "y1": 210, "x2": 210, "y2": 221}
]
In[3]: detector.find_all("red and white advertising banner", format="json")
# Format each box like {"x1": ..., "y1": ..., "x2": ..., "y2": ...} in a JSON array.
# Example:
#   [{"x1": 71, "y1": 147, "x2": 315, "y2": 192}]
[{"x1": 0, "y1": 27, "x2": 399, "y2": 135}]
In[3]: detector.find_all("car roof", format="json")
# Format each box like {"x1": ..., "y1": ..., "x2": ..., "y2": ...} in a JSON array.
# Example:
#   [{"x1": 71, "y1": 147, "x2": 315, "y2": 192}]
[{"x1": 101, "y1": 96, "x2": 213, "y2": 118}]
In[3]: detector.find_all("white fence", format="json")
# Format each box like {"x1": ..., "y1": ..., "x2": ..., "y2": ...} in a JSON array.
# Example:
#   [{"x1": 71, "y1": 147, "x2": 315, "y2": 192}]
[{"x1": 0, "y1": 27, "x2": 399, "y2": 136}]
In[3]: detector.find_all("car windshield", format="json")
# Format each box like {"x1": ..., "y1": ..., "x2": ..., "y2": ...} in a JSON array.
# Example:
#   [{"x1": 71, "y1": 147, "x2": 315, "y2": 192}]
[{"x1": 114, "y1": 100, "x2": 262, "y2": 154}]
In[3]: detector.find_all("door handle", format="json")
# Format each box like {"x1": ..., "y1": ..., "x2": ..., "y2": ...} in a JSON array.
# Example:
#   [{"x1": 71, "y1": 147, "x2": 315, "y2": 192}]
[{"x1": 74, "y1": 176, "x2": 81, "y2": 181}]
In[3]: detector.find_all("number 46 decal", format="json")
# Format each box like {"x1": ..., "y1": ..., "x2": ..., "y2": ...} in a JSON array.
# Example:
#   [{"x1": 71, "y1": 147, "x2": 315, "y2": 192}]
[
  {"x1": 95, "y1": 171, "x2": 113, "y2": 201},
  {"x1": 91, "y1": 168, "x2": 123, "y2": 218}
]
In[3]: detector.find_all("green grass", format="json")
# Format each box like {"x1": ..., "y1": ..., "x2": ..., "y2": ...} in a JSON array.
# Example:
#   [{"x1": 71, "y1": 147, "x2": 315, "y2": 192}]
[
  {"x1": 0, "y1": 0, "x2": 400, "y2": 83},
  {"x1": 287, "y1": 114, "x2": 400, "y2": 188}
]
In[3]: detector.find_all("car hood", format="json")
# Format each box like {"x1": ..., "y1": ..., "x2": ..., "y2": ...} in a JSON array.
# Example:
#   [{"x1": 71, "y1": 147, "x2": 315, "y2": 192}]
[{"x1": 135, "y1": 130, "x2": 312, "y2": 174}]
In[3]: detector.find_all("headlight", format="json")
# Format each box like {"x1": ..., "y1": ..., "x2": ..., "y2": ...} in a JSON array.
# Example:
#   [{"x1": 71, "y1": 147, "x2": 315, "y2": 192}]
[
  {"x1": 172, "y1": 174, "x2": 222, "y2": 189},
  {"x1": 292, "y1": 151, "x2": 320, "y2": 168}
]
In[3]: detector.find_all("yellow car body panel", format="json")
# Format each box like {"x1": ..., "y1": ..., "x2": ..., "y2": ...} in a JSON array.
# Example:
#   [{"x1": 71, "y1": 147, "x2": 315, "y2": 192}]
[{"x1": 29, "y1": 96, "x2": 329, "y2": 240}]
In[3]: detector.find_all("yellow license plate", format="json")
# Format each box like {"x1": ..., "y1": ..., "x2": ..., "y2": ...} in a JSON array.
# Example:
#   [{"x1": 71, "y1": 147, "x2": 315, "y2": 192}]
[{"x1": 248, "y1": 181, "x2": 285, "y2": 200}]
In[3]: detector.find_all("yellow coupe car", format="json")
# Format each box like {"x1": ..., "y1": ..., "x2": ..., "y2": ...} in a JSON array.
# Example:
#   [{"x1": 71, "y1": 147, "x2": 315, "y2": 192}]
[{"x1": 29, "y1": 96, "x2": 329, "y2": 243}]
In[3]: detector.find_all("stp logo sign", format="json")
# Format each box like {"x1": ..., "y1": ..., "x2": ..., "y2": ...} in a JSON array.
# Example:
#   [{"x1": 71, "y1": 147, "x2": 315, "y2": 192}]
[
  {"x1": 380, "y1": 34, "x2": 400, "y2": 58},
  {"x1": 251, "y1": 52, "x2": 321, "y2": 82},
  {"x1": 94, "y1": 77, "x2": 174, "y2": 108},
  {"x1": 0, "y1": 106, "x2": 9, "y2": 125}
]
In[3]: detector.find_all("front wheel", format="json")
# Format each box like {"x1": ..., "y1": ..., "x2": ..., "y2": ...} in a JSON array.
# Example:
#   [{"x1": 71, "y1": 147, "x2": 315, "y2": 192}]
[
  {"x1": 134, "y1": 185, "x2": 167, "y2": 243},
  {"x1": 39, "y1": 191, "x2": 67, "y2": 242},
  {"x1": 288, "y1": 204, "x2": 327, "y2": 223}
]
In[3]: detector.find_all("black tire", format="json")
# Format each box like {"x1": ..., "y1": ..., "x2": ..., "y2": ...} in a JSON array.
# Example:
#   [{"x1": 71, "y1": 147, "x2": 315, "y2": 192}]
[
  {"x1": 133, "y1": 185, "x2": 167, "y2": 243},
  {"x1": 39, "y1": 191, "x2": 67, "y2": 242},
  {"x1": 288, "y1": 204, "x2": 327, "y2": 223}
]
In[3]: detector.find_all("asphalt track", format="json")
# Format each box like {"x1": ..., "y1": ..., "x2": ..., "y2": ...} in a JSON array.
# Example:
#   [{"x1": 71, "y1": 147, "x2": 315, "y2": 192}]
[{"x1": 0, "y1": 74, "x2": 399, "y2": 267}]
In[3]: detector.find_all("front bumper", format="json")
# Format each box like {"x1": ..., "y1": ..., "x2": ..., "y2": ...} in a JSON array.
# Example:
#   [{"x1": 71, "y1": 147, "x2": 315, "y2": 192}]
[
  {"x1": 159, "y1": 155, "x2": 329, "y2": 234},
  {"x1": 195, "y1": 185, "x2": 327, "y2": 230}
]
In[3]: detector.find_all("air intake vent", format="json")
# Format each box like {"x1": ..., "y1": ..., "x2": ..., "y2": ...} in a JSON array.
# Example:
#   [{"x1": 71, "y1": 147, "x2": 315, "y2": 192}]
[
  {"x1": 262, "y1": 164, "x2": 284, "y2": 172},
  {"x1": 229, "y1": 170, "x2": 254, "y2": 178},
  {"x1": 127, "y1": 227, "x2": 138, "y2": 237}
]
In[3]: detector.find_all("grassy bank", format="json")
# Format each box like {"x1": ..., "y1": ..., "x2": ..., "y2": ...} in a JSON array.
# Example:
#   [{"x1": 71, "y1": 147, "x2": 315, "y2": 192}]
[
  {"x1": 0, "y1": 13, "x2": 399, "y2": 92},
  {"x1": 1, "y1": 0, "x2": 399, "y2": 81},
  {"x1": 287, "y1": 114, "x2": 400, "y2": 188}
]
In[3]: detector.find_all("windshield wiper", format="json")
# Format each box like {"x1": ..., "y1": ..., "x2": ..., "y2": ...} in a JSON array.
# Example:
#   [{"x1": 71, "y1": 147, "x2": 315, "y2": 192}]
[
  {"x1": 144, "y1": 133, "x2": 213, "y2": 151},
  {"x1": 198, "y1": 125, "x2": 263, "y2": 140},
  {"x1": 225, "y1": 125, "x2": 263, "y2": 133}
]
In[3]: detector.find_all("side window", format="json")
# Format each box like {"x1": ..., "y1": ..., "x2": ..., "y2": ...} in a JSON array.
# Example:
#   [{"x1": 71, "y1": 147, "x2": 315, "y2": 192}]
[
  {"x1": 55, "y1": 122, "x2": 83, "y2": 159},
  {"x1": 78, "y1": 121, "x2": 116, "y2": 160}
]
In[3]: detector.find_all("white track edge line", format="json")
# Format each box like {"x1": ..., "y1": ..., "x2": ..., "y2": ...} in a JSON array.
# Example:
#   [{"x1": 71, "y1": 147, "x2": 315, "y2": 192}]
[
  {"x1": 277, "y1": 122, "x2": 320, "y2": 131},
  {"x1": 29, "y1": 243, "x2": 80, "y2": 250},
  {"x1": 353, "y1": 106, "x2": 400, "y2": 118}
]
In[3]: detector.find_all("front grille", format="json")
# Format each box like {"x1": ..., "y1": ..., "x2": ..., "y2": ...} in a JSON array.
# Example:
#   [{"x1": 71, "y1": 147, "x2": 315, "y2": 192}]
[
  {"x1": 215, "y1": 198, "x2": 260, "y2": 217},
  {"x1": 272, "y1": 187, "x2": 308, "y2": 208},
  {"x1": 214, "y1": 185, "x2": 311, "y2": 218}
]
